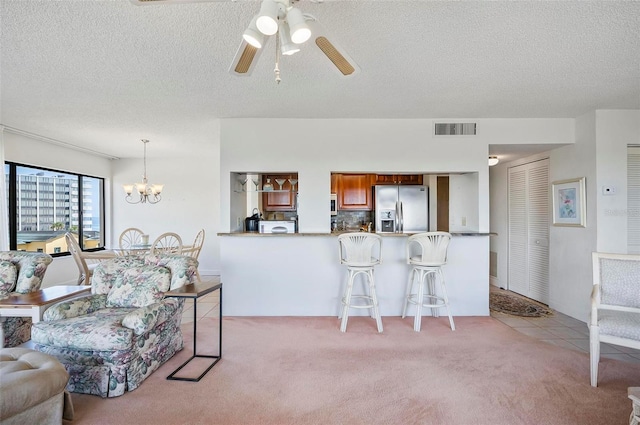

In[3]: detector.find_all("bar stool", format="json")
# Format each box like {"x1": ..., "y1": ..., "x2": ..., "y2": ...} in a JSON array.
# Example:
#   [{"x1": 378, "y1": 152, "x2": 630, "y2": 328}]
[
  {"x1": 337, "y1": 233, "x2": 383, "y2": 333},
  {"x1": 402, "y1": 232, "x2": 455, "y2": 332}
]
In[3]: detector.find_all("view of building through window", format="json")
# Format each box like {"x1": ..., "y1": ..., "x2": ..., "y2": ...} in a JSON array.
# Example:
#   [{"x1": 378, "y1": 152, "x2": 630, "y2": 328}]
[{"x1": 4, "y1": 163, "x2": 105, "y2": 254}]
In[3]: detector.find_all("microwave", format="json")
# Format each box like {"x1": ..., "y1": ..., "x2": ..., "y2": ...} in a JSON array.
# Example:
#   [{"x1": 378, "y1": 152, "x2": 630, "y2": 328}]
[{"x1": 330, "y1": 193, "x2": 337, "y2": 216}]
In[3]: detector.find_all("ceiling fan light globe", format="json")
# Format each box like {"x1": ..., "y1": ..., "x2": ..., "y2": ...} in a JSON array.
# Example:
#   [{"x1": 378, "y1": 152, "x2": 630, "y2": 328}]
[
  {"x1": 257, "y1": 17, "x2": 278, "y2": 36},
  {"x1": 286, "y1": 8, "x2": 311, "y2": 44},
  {"x1": 256, "y1": 0, "x2": 280, "y2": 35},
  {"x1": 279, "y1": 22, "x2": 300, "y2": 55},
  {"x1": 290, "y1": 27, "x2": 311, "y2": 44},
  {"x1": 282, "y1": 46, "x2": 300, "y2": 55},
  {"x1": 243, "y1": 33, "x2": 263, "y2": 49},
  {"x1": 243, "y1": 16, "x2": 265, "y2": 48}
]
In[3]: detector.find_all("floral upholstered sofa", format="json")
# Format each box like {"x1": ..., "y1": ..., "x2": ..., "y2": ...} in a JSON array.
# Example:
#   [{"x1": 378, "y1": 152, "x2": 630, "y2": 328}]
[
  {"x1": 31, "y1": 254, "x2": 198, "y2": 398},
  {"x1": 0, "y1": 251, "x2": 53, "y2": 348}
]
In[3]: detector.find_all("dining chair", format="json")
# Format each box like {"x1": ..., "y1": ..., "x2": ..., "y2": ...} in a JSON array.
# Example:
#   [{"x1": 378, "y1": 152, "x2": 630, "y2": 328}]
[
  {"x1": 65, "y1": 232, "x2": 117, "y2": 285},
  {"x1": 118, "y1": 227, "x2": 145, "y2": 253},
  {"x1": 151, "y1": 232, "x2": 183, "y2": 255},
  {"x1": 182, "y1": 229, "x2": 205, "y2": 280},
  {"x1": 183, "y1": 229, "x2": 205, "y2": 259}
]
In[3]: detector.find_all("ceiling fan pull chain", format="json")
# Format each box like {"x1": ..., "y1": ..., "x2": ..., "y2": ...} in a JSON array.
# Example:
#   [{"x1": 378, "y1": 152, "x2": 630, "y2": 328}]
[{"x1": 274, "y1": 27, "x2": 282, "y2": 84}]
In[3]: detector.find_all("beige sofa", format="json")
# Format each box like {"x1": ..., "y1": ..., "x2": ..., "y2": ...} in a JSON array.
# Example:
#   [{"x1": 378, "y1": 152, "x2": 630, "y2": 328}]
[{"x1": 0, "y1": 347, "x2": 72, "y2": 425}]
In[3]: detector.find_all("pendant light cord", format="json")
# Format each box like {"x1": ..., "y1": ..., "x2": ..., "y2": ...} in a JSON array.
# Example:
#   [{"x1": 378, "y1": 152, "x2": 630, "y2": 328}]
[{"x1": 274, "y1": 27, "x2": 281, "y2": 84}]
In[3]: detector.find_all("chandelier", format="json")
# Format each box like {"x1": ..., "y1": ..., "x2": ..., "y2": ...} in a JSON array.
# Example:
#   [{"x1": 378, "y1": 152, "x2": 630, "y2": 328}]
[{"x1": 123, "y1": 139, "x2": 163, "y2": 204}]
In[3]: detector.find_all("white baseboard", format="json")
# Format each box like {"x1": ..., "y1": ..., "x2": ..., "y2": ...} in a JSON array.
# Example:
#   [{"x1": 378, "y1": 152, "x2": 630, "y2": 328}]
[{"x1": 489, "y1": 276, "x2": 501, "y2": 288}]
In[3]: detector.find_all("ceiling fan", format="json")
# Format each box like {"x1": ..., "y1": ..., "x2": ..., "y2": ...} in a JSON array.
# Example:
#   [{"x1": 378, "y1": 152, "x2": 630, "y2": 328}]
[{"x1": 130, "y1": 0, "x2": 359, "y2": 83}]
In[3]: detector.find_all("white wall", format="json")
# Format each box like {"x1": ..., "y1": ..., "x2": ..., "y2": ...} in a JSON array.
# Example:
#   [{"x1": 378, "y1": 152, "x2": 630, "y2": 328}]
[
  {"x1": 449, "y1": 173, "x2": 479, "y2": 231},
  {"x1": 490, "y1": 110, "x2": 640, "y2": 322},
  {"x1": 548, "y1": 110, "x2": 640, "y2": 322},
  {"x1": 595, "y1": 110, "x2": 640, "y2": 253},
  {"x1": 220, "y1": 118, "x2": 573, "y2": 235},
  {"x1": 3, "y1": 126, "x2": 223, "y2": 283},
  {"x1": 110, "y1": 125, "x2": 221, "y2": 276},
  {"x1": 3, "y1": 132, "x2": 112, "y2": 177},
  {"x1": 222, "y1": 119, "x2": 485, "y2": 232}
]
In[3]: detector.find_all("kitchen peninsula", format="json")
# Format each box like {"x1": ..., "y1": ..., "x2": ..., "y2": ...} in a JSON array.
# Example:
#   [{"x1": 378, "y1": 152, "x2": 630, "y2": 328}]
[
  {"x1": 217, "y1": 118, "x2": 511, "y2": 320},
  {"x1": 221, "y1": 168, "x2": 489, "y2": 318},
  {"x1": 219, "y1": 231, "x2": 490, "y2": 317}
]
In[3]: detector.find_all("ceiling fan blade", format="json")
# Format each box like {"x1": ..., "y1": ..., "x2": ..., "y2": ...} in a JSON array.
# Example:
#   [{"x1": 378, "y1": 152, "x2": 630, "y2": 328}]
[
  {"x1": 305, "y1": 18, "x2": 360, "y2": 77},
  {"x1": 229, "y1": 40, "x2": 263, "y2": 77}
]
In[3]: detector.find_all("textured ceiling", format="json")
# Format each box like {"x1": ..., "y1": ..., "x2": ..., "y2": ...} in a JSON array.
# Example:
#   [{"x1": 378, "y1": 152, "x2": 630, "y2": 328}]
[{"x1": 1, "y1": 0, "x2": 639, "y2": 160}]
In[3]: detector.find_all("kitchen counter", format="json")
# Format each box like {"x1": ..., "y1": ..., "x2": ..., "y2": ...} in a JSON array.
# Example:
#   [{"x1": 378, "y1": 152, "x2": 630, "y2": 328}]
[
  {"x1": 218, "y1": 231, "x2": 495, "y2": 237},
  {"x1": 219, "y1": 232, "x2": 490, "y2": 317}
]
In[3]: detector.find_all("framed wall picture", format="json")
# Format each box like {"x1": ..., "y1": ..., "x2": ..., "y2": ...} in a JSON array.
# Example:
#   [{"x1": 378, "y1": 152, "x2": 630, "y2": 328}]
[{"x1": 552, "y1": 177, "x2": 586, "y2": 227}]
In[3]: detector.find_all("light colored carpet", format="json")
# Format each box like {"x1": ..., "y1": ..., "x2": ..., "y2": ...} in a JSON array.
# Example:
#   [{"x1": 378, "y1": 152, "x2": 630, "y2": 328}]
[{"x1": 67, "y1": 316, "x2": 639, "y2": 425}]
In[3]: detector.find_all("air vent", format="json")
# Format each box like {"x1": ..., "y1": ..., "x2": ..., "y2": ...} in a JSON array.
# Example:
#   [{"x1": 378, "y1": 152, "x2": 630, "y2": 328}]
[{"x1": 434, "y1": 123, "x2": 477, "y2": 136}]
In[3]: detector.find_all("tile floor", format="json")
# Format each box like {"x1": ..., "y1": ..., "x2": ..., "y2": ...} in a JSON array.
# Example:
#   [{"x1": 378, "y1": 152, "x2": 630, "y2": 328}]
[
  {"x1": 491, "y1": 307, "x2": 640, "y2": 364},
  {"x1": 185, "y1": 278, "x2": 640, "y2": 365}
]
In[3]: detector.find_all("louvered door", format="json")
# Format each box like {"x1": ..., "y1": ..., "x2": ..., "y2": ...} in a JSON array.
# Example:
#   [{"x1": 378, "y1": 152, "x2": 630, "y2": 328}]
[
  {"x1": 628, "y1": 147, "x2": 640, "y2": 253},
  {"x1": 508, "y1": 159, "x2": 550, "y2": 303},
  {"x1": 508, "y1": 167, "x2": 528, "y2": 295}
]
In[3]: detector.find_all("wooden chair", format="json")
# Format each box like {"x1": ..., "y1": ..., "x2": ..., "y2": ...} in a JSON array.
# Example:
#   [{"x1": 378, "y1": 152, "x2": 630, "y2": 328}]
[
  {"x1": 118, "y1": 227, "x2": 145, "y2": 253},
  {"x1": 65, "y1": 233, "x2": 117, "y2": 285},
  {"x1": 183, "y1": 229, "x2": 204, "y2": 258},
  {"x1": 151, "y1": 232, "x2": 183, "y2": 255},
  {"x1": 590, "y1": 252, "x2": 640, "y2": 387},
  {"x1": 183, "y1": 229, "x2": 205, "y2": 280}
]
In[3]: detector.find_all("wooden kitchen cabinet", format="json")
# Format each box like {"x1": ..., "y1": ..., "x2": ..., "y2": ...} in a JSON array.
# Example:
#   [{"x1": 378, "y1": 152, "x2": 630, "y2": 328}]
[
  {"x1": 375, "y1": 174, "x2": 423, "y2": 185},
  {"x1": 336, "y1": 174, "x2": 375, "y2": 211},
  {"x1": 262, "y1": 174, "x2": 297, "y2": 211}
]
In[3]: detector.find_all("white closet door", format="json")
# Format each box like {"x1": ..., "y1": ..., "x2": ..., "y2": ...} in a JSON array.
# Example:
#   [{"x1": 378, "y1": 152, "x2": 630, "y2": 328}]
[
  {"x1": 508, "y1": 167, "x2": 528, "y2": 295},
  {"x1": 508, "y1": 159, "x2": 550, "y2": 303},
  {"x1": 628, "y1": 147, "x2": 640, "y2": 254}
]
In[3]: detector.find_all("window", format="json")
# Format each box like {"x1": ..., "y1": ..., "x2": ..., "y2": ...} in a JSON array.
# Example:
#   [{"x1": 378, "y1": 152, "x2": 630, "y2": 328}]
[{"x1": 5, "y1": 163, "x2": 106, "y2": 256}]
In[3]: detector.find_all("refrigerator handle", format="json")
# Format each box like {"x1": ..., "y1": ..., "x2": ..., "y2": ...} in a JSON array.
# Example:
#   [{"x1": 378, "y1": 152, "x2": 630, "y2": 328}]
[
  {"x1": 395, "y1": 201, "x2": 400, "y2": 233},
  {"x1": 399, "y1": 201, "x2": 404, "y2": 232}
]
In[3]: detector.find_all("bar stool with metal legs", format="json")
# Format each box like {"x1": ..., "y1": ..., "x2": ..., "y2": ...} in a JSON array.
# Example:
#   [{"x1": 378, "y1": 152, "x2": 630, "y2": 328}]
[
  {"x1": 402, "y1": 232, "x2": 455, "y2": 332},
  {"x1": 337, "y1": 233, "x2": 383, "y2": 333}
]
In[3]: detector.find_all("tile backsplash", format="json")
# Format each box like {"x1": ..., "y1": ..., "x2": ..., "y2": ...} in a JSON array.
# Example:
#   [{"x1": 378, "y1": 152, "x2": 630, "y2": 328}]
[{"x1": 332, "y1": 211, "x2": 374, "y2": 231}]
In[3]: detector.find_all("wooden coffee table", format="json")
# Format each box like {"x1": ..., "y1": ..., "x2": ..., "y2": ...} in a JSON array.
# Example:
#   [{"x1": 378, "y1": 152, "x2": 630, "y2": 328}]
[{"x1": 0, "y1": 285, "x2": 91, "y2": 325}]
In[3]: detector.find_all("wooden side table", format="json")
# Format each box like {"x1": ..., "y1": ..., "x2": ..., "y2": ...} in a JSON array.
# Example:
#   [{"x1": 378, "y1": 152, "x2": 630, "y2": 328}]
[
  {"x1": 166, "y1": 281, "x2": 222, "y2": 382},
  {"x1": 0, "y1": 285, "x2": 91, "y2": 324},
  {"x1": 0, "y1": 285, "x2": 92, "y2": 348}
]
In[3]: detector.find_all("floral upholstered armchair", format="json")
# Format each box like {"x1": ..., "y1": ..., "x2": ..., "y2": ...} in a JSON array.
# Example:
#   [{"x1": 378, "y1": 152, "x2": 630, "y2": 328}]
[
  {"x1": 31, "y1": 254, "x2": 198, "y2": 398},
  {"x1": 0, "y1": 251, "x2": 53, "y2": 347}
]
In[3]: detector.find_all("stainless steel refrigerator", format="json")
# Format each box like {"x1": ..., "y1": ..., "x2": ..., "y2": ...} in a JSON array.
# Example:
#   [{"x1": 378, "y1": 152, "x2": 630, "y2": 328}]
[{"x1": 374, "y1": 185, "x2": 429, "y2": 233}]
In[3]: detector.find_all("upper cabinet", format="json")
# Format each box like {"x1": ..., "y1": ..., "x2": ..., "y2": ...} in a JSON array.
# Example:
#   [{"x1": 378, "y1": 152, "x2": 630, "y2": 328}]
[
  {"x1": 262, "y1": 173, "x2": 297, "y2": 211},
  {"x1": 375, "y1": 174, "x2": 424, "y2": 185},
  {"x1": 336, "y1": 174, "x2": 375, "y2": 211},
  {"x1": 330, "y1": 174, "x2": 338, "y2": 194}
]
